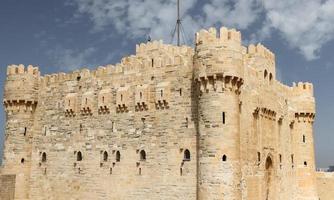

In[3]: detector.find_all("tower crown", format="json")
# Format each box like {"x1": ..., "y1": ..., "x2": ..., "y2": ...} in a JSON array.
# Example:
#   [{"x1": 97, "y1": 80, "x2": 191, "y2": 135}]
[{"x1": 3, "y1": 64, "x2": 40, "y2": 113}]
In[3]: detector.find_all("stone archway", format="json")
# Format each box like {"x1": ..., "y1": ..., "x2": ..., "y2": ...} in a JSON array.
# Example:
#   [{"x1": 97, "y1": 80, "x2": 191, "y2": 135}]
[{"x1": 264, "y1": 156, "x2": 275, "y2": 200}]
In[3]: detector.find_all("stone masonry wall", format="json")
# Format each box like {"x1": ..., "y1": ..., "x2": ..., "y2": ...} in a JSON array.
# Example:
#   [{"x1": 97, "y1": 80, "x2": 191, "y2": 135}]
[
  {"x1": 0, "y1": 174, "x2": 16, "y2": 200},
  {"x1": 1, "y1": 27, "x2": 323, "y2": 200}
]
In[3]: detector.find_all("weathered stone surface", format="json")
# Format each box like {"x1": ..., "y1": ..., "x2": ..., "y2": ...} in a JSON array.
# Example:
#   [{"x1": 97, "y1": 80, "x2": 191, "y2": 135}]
[{"x1": 0, "y1": 26, "x2": 327, "y2": 200}]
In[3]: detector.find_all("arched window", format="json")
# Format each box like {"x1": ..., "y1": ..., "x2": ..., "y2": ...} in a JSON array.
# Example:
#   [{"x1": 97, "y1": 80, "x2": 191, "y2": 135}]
[
  {"x1": 21, "y1": 158, "x2": 25, "y2": 164},
  {"x1": 269, "y1": 73, "x2": 273, "y2": 82},
  {"x1": 264, "y1": 70, "x2": 268, "y2": 79},
  {"x1": 42, "y1": 152, "x2": 47, "y2": 163},
  {"x1": 140, "y1": 150, "x2": 146, "y2": 161},
  {"x1": 184, "y1": 149, "x2": 191, "y2": 161},
  {"x1": 222, "y1": 155, "x2": 227, "y2": 162},
  {"x1": 103, "y1": 151, "x2": 108, "y2": 162},
  {"x1": 304, "y1": 161, "x2": 307, "y2": 167},
  {"x1": 116, "y1": 151, "x2": 121, "y2": 162},
  {"x1": 77, "y1": 151, "x2": 83, "y2": 161}
]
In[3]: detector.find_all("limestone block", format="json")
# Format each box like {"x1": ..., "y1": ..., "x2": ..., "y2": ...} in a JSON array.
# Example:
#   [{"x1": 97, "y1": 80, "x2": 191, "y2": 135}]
[
  {"x1": 116, "y1": 86, "x2": 130, "y2": 112},
  {"x1": 64, "y1": 93, "x2": 77, "y2": 117},
  {"x1": 98, "y1": 89, "x2": 112, "y2": 114},
  {"x1": 80, "y1": 91, "x2": 94, "y2": 115},
  {"x1": 135, "y1": 84, "x2": 150, "y2": 111},
  {"x1": 155, "y1": 82, "x2": 170, "y2": 109}
]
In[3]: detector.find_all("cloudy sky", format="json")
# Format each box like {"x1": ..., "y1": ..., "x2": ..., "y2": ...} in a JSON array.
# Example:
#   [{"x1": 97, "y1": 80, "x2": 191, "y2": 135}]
[{"x1": 0, "y1": 0, "x2": 334, "y2": 167}]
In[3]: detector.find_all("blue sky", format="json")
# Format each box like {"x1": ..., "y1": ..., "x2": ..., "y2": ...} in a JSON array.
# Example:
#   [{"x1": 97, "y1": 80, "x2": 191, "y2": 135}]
[{"x1": 0, "y1": 0, "x2": 334, "y2": 167}]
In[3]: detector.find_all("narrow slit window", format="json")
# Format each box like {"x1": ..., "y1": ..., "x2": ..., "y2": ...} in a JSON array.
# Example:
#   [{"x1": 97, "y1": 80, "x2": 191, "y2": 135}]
[
  {"x1": 77, "y1": 151, "x2": 83, "y2": 161},
  {"x1": 24, "y1": 127, "x2": 27, "y2": 136},
  {"x1": 160, "y1": 90, "x2": 163, "y2": 97},
  {"x1": 116, "y1": 151, "x2": 121, "y2": 162},
  {"x1": 42, "y1": 152, "x2": 47, "y2": 163},
  {"x1": 151, "y1": 59, "x2": 154, "y2": 67},
  {"x1": 103, "y1": 151, "x2": 108, "y2": 162},
  {"x1": 222, "y1": 112, "x2": 226, "y2": 124},
  {"x1": 222, "y1": 155, "x2": 227, "y2": 162},
  {"x1": 257, "y1": 152, "x2": 261, "y2": 163},
  {"x1": 303, "y1": 135, "x2": 306, "y2": 143},
  {"x1": 179, "y1": 88, "x2": 182, "y2": 96}
]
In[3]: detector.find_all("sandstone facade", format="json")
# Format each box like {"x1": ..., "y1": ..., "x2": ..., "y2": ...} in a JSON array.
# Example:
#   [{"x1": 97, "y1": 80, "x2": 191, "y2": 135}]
[{"x1": 0, "y1": 26, "x2": 324, "y2": 200}]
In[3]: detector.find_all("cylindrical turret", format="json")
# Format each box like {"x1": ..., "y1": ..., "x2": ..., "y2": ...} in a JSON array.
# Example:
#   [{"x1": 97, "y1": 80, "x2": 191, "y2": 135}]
[
  {"x1": 194, "y1": 27, "x2": 244, "y2": 200},
  {"x1": 291, "y1": 82, "x2": 318, "y2": 200},
  {"x1": 2, "y1": 64, "x2": 40, "y2": 199}
]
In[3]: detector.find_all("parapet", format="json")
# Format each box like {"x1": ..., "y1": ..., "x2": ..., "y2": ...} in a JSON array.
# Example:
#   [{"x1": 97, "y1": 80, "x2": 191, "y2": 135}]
[
  {"x1": 136, "y1": 40, "x2": 192, "y2": 57},
  {"x1": 4, "y1": 64, "x2": 40, "y2": 112},
  {"x1": 292, "y1": 82, "x2": 314, "y2": 97},
  {"x1": 247, "y1": 43, "x2": 275, "y2": 62},
  {"x1": 195, "y1": 27, "x2": 241, "y2": 46},
  {"x1": 7, "y1": 64, "x2": 40, "y2": 76}
]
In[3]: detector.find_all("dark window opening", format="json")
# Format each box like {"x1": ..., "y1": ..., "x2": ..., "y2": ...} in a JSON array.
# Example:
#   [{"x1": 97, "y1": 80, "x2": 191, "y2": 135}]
[
  {"x1": 151, "y1": 59, "x2": 154, "y2": 68},
  {"x1": 257, "y1": 152, "x2": 261, "y2": 163},
  {"x1": 21, "y1": 158, "x2": 25, "y2": 164},
  {"x1": 77, "y1": 76, "x2": 81, "y2": 81},
  {"x1": 24, "y1": 127, "x2": 27, "y2": 136},
  {"x1": 222, "y1": 112, "x2": 226, "y2": 124},
  {"x1": 139, "y1": 167, "x2": 142, "y2": 175},
  {"x1": 264, "y1": 70, "x2": 268, "y2": 79},
  {"x1": 279, "y1": 154, "x2": 282, "y2": 163},
  {"x1": 160, "y1": 90, "x2": 163, "y2": 97},
  {"x1": 77, "y1": 151, "x2": 83, "y2": 161},
  {"x1": 179, "y1": 88, "x2": 182, "y2": 96},
  {"x1": 121, "y1": 94, "x2": 123, "y2": 101},
  {"x1": 184, "y1": 149, "x2": 191, "y2": 161},
  {"x1": 185, "y1": 118, "x2": 189, "y2": 128},
  {"x1": 222, "y1": 155, "x2": 227, "y2": 162},
  {"x1": 116, "y1": 151, "x2": 121, "y2": 162},
  {"x1": 180, "y1": 168, "x2": 183, "y2": 176},
  {"x1": 304, "y1": 161, "x2": 307, "y2": 167},
  {"x1": 42, "y1": 152, "x2": 47, "y2": 163},
  {"x1": 103, "y1": 151, "x2": 108, "y2": 162},
  {"x1": 303, "y1": 135, "x2": 306, "y2": 143},
  {"x1": 140, "y1": 150, "x2": 146, "y2": 161},
  {"x1": 269, "y1": 73, "x2": 273, "y2": 82},
  {"x1": 102, "y1": 96, "x2": 105, "y2": 103}
]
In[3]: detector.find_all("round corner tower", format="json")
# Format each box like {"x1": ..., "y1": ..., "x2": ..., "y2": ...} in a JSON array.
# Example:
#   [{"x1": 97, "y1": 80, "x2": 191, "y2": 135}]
[
  {"x1": 2, "y1": 64, "x2": 40, "y2": 199},
  {"x1": 291, "y1": 82, "x2": 319, "y2": 200},
  {"x1": 194, "y1": 27, "x2": 244, "y2": 200}
]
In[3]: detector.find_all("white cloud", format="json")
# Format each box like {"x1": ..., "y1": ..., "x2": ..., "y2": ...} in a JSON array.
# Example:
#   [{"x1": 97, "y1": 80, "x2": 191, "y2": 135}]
[
  {"x1": 258, "y1": 0, "x2": 334, "y2": 60},
  {"x1": 69, "y1": 0, "x2": 334, "y2": 61}
]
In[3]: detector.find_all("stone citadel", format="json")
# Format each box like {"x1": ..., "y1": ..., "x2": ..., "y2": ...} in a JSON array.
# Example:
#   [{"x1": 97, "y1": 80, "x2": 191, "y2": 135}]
[{"x1": 0, "y1": 26, "x2": 333, "y2": 200}]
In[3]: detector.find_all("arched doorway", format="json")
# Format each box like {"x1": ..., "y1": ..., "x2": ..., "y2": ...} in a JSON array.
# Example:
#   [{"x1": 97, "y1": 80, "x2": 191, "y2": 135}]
[{"x1": 264, "y1": 156, "x2": 275, "y2": 200}]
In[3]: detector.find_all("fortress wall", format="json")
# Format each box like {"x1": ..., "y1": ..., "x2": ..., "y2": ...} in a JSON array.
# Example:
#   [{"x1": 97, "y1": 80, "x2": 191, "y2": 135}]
[
  {"x1": 0, "y1": 174, "x2": 16, "y2": 200},
  {"x1": 239, "y1": 66, "x2": 297, "y2": 200},
  {"x1": 316, "y1": 172, "x2": 334, "y2": 200},
  {"x1": 28, "y1": 47, "x2": 197, "y2": 200}
]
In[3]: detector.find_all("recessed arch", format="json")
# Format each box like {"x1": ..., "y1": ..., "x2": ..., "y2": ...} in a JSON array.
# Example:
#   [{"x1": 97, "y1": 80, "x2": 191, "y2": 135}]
[
  {"x1": 140, "y1": 150, "x2": 146, "y2": 161},
  {"x1": 103, "y1": 151, "x2": 108, "y2": 162},
  {"x1": 264, "y1": 70, "x2": 268, "y2": 79},
  {"x1": 77, "y1": 151, "x2": 83, "y2": 161},
  {"x1": 116, "y1": 151, "x2": 121, "y2": 162},
  {"x1": 42, "y1": 152, "x2": 47, "y2": 163},
  {"x1": 184, "y1": 149, "x2": 191, "y2": 161}
]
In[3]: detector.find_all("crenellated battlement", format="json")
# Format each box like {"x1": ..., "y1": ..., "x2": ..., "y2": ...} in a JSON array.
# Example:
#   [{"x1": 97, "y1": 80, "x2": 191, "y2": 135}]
[
  {"x1": 195, "y1": 27, "x2": 241, "y2": 45},
  {"x1": 247, "y1": 44, "x2": 275, "y2": 62},
  {"x1": 136, "y1": 40, "x2": 193, "y2": 56},
  {"x1": 292, "y1": 82, "x2": 314, "y2": 97},
  {"x1": 7, "y1": 64, "x2": 40, "y2": 76}
]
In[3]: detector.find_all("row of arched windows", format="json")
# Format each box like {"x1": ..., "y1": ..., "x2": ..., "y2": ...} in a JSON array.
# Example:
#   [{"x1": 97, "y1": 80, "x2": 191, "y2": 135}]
[{"x1": 39, "y1": 149, "x2": 193, "y2": 164}]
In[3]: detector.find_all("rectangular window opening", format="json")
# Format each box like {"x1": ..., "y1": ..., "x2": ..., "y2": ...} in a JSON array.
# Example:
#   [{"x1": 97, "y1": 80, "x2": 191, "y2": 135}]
[{"x1": 222, "y1": 112, "x2": 225, "y2": 124}]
